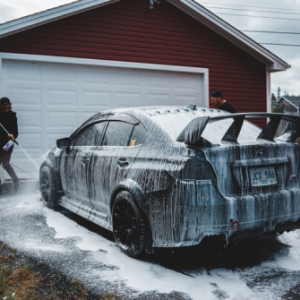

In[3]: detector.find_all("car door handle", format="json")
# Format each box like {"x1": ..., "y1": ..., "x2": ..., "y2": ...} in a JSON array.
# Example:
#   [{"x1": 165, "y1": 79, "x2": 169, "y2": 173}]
[
  {"x1": 117, "y1": 158, "x2": 129, "y2": 167},
  {"x1": 81, "y1": 158, "x2": 90, "y2": 164}
]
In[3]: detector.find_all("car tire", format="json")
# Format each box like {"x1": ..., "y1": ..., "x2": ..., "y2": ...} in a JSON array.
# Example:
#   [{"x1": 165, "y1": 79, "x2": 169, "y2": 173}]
[
  {"x1": 40, "y1": 165, "x2": 59, "y2": 210},
  {"x1": 112, "y1": 190, "x2": 146, "y2": 257}
]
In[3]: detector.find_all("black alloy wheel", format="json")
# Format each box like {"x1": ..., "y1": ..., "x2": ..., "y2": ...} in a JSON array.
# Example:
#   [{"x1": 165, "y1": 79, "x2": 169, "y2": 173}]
[
  {"x1": 40, "y1": 165, "x2": 59, "y2": 209},
  {"x1": 112, "y1": 191, "x2": 146, "y2": 257}
]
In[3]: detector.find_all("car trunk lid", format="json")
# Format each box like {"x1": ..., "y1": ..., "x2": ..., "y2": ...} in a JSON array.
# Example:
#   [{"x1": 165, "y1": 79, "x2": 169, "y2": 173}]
[
  {"x1": 203, "y1": 143, "x2": 300, "y2": 196},
  {"x1": 176, "y1": 112, "x2": 300, "y2": 196}
]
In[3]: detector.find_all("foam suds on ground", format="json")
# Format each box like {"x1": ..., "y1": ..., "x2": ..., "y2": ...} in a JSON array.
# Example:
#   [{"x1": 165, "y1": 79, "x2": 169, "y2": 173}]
[{"x1": 2, "y1": 193, "x2": 300, "y2": 300}]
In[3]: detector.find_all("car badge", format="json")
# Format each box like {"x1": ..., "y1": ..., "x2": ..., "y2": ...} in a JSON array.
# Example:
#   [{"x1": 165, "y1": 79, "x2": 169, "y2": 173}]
[{"x1": 256, "y1": 149, "x2": 267, "y2": 158}]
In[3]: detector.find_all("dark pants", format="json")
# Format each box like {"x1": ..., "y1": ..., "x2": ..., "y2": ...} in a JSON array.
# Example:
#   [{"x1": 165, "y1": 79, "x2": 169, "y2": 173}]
[{"x1": 0, "y1": 146, "x2": 19, "y2": 183}]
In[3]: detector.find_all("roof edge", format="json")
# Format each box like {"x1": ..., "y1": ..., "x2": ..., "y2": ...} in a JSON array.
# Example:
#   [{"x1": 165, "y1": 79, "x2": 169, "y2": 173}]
[
  {"x1": 277, "y1": 97, "x2": 300, "y2": 109},
  {"x1": 0, "y1": 0, "x2": 119, "y2": 38},
  {"x1": 284, "y1": 99, "x2": 298, "y2": 110},
  {"x1": 0, "y1": 0, "x2": 291, "y2": 72},
  {"x1": 170, "y1": 0, "x2": 290, "y2": 71}
]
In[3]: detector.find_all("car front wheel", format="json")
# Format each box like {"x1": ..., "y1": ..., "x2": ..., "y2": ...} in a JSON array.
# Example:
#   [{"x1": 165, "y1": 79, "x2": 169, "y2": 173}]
[
  {"x1": 112, "y1": 191, "x2": 146, "y2": 257},
  {"x1": 40, "y1": 165, "x2": 59, "y2": 210}
]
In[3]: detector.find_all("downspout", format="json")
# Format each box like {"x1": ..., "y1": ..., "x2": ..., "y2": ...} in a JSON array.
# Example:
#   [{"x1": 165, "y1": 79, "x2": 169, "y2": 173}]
[{"x1": 266, "y1": 67, "x2": 271, "y2": 113}]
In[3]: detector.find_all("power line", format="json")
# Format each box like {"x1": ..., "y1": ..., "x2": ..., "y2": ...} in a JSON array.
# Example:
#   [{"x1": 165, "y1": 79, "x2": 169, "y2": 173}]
[
  {"x1": 217, "y1": 12, "x2": 300, "y2": 21},
  {"x1": 243, "y1": 30, "x2": 300, "y2": 35},
  {"x1": 196, "y1": 2, "x2": 300, "y2": 47},
  {"x1": 199, "y1": 2, "x2": 300, "y2": 13},
  {"x1": 260, "y1": 43, "x2": 300, "y2": 47},
  {"x1": 206, "y1": 6, "x2": 300, "y2": 15}
]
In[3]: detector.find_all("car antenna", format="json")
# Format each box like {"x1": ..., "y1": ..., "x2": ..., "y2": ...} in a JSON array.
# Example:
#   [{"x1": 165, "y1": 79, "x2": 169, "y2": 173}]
[{"x1": 184, "y1": 104, "x2": 197, "y2": 111}]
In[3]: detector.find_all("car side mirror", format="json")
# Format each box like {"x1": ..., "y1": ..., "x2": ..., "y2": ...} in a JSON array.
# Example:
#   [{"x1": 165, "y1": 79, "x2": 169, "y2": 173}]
[{"x1": 57, "y1": 138, "x2": 70, "y2": 153}]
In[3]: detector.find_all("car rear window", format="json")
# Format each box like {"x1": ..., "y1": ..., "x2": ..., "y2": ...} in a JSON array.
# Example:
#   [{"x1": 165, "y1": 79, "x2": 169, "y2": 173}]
[
  {"x1": 152, "y1": 111, "x2": 261, "y2": 143},
  {"x1": 130, "y1": 124, "x2": 147, "y2": 146},
  {"x1": 202, "y1": 119, "x2": 261, "y2": 143}
]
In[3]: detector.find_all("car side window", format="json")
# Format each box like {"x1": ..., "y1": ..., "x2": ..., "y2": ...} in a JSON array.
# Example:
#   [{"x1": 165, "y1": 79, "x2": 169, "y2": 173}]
[
  {"x1": 72, "y1": 122, "x2": 107, "y2": 146},
  {"x1": 102, "y1": 121, "x2": 134, "y2": 146},
  {"x1": 129, "y1": 124, "x2": 147, "y2": 146}
]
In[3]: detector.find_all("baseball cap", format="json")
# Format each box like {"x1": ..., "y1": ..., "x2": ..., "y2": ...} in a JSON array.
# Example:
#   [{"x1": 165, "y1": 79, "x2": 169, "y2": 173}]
[
  {"x1": 211, "y1": 90, "x2": 223, "y2": 98},
  {"x1": 0, "y1": 97, "x2": 11, "y2": 105}
]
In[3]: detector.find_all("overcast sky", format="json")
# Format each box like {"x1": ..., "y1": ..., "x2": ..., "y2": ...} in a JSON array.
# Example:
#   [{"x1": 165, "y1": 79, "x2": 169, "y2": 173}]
[{"x1": 0, "y1": 0, "x2": 299, "y2": 97}]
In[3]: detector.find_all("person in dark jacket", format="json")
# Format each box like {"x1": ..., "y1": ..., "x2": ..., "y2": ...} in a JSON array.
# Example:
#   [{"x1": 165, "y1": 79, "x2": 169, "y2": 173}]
[
  {"x1": 210, "y1": 90, "x2": 236, "y2": 113},
  {"x1": 0, "y1": 97, "x2": 19, "y2": 193}
]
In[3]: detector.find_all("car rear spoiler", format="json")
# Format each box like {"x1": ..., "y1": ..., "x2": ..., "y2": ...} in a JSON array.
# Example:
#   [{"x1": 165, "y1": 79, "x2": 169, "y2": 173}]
[{"x1": 176, "y1": 113, "x2": 300, "y2": 145}]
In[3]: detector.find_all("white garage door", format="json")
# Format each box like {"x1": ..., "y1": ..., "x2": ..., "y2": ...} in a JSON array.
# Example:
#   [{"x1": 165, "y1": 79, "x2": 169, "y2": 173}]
[{"x1": 1, "y1": 58, "x2": 206, "y2": 179}]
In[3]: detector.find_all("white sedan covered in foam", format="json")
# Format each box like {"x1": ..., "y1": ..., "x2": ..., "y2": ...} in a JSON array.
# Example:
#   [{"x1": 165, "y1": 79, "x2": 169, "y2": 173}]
[{"x1": 39, "y1": 105, "x2": 300, "y2": 257}]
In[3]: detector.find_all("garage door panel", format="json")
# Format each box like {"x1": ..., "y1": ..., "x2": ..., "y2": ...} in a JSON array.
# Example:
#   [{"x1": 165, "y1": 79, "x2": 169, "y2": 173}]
[
  {"x1": 5, "y1": 61, "x2": 42, "y2": 84},
  {"x1": 81, "y1": 111, "x2": 99, "y2": 124},
  {"x1": 47, "y1": 111, "x2": 78, "y2": 129},
  {"x1": 2, "y1": 59, "x2": 205, "y2": 179},
  {"x1": 45, "y1": 65, "x2": 77, "y2": 84},
  {"x1": 172, "y1": 95, "x2": 200, "y2": 106},
  {"x1": 16, "y1": 133, "x2": 43, "y2": 151},
  {"x1": 144, "y1": 72, "x2": 171, "y2": 88},
  {"x1": 115, "y1": 92, "x2": 142, "y2": 107},
  {"x1": 114, "y1": 70, "x2": 143, "y2": 88},
  {"x1": 9, "y1": 88, "x2": 42, "y2": 106},
  {"x1": 81, "y1": 91, "x2": 111, "y2": 107},
  {"x1": 172, "y1": 73, "x2": 201, "y2": 90},
  {"x1": 47, "y1": 90, "x2": 78, "y2": 107},
  {"x1": 17, "y1": 111, "x2": 42, "y2": 128},
  {"x1": 79, "y1": 67, "x2": 111, "y2": 86},
  {"x1": 144, "y1": 94, "x2": 171, "y2": 105}
]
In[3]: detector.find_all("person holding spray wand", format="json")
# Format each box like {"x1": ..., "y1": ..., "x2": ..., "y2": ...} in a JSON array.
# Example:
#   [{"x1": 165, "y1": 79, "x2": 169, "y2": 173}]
[{"x1": 0, "y1": 97, "x2": 19, "y2": 193}]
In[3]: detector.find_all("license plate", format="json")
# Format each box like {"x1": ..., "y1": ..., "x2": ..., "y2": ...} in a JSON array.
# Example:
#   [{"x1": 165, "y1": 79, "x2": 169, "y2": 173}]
[{"x1": 249, "y1": 166, "x2": 277, "y2": 187}]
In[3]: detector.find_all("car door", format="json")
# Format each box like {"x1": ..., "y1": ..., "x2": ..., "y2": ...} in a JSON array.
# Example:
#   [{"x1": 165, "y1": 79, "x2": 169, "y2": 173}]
[
  {"x1": 60, "y1": 121, "x2": 107, "y2": 206},
  {"x1": 90, "y1": 118, "x2": 147, "y2": 214}
]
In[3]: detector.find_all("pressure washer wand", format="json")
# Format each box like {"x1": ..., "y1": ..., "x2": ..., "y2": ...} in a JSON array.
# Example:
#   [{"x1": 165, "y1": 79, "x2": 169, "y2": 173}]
[{"x1": 0, "y1": 122, "x2": 19, "y2": 145}]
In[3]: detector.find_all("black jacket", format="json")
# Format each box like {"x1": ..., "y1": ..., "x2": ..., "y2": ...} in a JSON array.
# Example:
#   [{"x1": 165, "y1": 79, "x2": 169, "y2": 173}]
[
  {"x1": 219, "y1": 101, "x2": 237, "y2": 113},
  {"x1": 0, "y1": 110, "x2": 18, "y2": 148}
]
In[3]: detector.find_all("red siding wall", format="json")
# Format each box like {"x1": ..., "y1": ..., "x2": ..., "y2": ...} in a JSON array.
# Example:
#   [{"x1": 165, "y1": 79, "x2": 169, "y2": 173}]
[{"x1": 0, "y1": 0, "x2": 267, "y2": 121}]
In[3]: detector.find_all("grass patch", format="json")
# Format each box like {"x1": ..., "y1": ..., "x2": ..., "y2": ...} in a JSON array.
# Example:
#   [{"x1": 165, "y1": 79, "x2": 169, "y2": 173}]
[{"x1": 0, "y1": 242, "x2": 120, "y2": 299}]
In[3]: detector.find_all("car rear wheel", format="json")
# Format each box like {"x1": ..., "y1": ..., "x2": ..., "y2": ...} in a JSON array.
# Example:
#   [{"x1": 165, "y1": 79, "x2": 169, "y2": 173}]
[
  {"x1": 40, "y1": 165, "x2": 59, "y2": 210},
  {"x1": 112, "y1": 191, "x2": 146, "y2": 257}
]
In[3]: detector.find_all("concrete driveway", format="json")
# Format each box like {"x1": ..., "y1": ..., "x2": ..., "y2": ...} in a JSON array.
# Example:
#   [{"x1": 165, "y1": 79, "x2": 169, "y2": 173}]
[{"x1": 1, "y1": 180, "x2": 300, "y2": 300}]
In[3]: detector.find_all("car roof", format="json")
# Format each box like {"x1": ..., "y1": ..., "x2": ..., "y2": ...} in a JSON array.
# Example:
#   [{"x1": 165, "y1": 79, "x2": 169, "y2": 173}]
[
  {"x1": 76, "y1": 105, "x2": 231, "y2": 142},
  {"x1": 98, "y1": 105, "x2": 230, "y2": 118}
]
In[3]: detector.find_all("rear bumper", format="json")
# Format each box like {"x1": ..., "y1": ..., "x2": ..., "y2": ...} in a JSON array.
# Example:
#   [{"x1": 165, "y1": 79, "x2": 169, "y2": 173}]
[
  {"x1": 226, "y1": 187, "x2": 300, "y2": 243},
  {"x1": 148, "y1": 180, "x2": 300, "y2": 248}
]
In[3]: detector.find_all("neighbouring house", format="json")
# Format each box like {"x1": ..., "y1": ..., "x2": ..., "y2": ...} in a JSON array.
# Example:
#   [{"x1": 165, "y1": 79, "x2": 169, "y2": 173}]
[
  {"x1": 272, "y1": 96, "x2": 300, "y2": 136},
  {"x1": 276, "y1": 96, "x2": 300, "y2": 113},
  {"x1": 0, "y1": 0, "x2": 290, "y2": 178}
]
